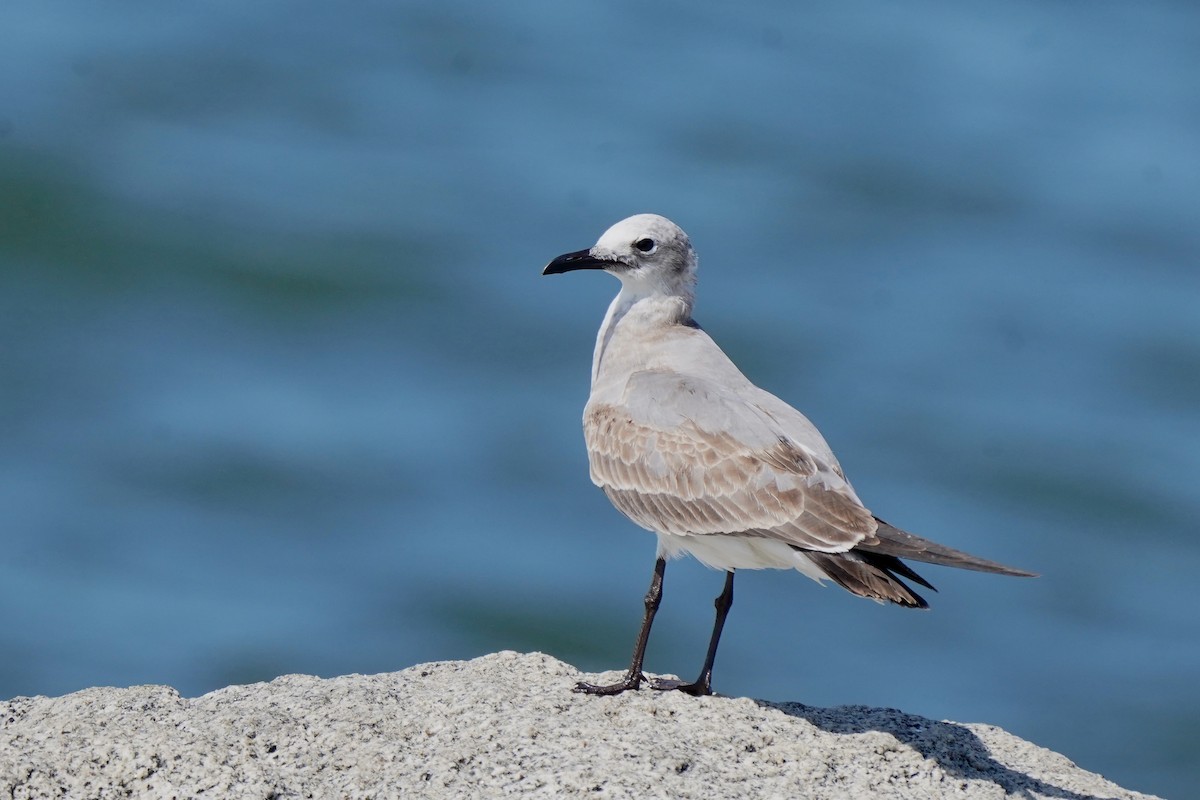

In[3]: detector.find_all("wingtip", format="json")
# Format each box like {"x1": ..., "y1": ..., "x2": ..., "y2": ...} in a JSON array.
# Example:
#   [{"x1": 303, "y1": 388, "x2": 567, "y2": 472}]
[{"x1": 867, "y1": 517, "x2": 1039, "y2": 578}]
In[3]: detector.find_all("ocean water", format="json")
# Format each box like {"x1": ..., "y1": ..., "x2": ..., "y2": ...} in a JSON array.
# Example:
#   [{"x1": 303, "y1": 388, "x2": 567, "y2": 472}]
[{"x1": 1, "y1": 3, "x2": 1197, "y2": 797}]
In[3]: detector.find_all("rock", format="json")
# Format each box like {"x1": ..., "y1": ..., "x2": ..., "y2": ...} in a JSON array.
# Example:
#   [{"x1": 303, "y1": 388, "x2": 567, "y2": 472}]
[{"x1": 0, "y1": 651, "x2": 1157, "y2": 799}]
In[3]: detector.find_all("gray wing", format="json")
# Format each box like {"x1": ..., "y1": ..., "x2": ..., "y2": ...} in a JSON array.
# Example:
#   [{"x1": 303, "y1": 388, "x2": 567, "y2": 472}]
[
  {"x1": 584, "y1": 369, "x2": 876, "y2": 552},
  {"x1": 860, "y1": 518, "x2": 1038, "y2": 577}
]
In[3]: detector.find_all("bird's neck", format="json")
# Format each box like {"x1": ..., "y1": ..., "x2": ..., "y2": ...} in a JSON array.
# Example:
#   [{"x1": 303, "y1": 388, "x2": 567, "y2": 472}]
[{"x1": 591, "y1": 285, "x2": 695, "y2": 386}]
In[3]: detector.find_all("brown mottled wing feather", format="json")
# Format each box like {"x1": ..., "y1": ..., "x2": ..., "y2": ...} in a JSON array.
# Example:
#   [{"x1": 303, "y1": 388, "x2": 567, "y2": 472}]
[{"x1": 584, "y1": 370, "x2": 875, "y2": 553}]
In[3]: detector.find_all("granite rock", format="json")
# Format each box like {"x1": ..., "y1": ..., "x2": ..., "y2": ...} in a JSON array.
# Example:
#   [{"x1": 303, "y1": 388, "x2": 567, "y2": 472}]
[{"x1": 0, "y1": 651, "x2": 1159, "y2": 799}]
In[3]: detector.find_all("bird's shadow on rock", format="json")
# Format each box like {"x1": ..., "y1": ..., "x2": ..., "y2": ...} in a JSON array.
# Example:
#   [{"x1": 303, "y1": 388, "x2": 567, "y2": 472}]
[{"x1": 756, "y1": 700, "x2": 1121, "y2": 800}]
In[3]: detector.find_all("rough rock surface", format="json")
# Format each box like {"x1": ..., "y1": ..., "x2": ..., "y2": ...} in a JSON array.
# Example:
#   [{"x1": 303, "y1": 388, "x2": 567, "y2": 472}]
[{"x1": 1, "y1": 651, "x2": 1157, "y2": 799}]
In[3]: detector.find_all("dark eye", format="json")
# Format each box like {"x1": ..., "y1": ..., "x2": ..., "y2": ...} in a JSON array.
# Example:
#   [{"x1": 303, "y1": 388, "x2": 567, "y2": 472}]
[{"x1": 635, "y1": 238, "x2": 655, "y2": 252}]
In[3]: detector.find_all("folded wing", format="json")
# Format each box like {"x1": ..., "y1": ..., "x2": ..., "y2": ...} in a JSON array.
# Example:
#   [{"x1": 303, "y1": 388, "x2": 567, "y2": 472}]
[{"x1": 585, "y1": 369, "x2": 876, "y2": 553}]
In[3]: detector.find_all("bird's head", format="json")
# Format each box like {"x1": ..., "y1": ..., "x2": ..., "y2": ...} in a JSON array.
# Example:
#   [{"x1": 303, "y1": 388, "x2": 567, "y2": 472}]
[{"x1": 543, "y1": 214, "x2": 697, "y2": 300}]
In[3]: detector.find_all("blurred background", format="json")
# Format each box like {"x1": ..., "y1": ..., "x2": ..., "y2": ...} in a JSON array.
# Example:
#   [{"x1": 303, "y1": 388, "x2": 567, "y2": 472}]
[{"x1": 1, "y1": 2, "x2": 1197, "y2": 797}]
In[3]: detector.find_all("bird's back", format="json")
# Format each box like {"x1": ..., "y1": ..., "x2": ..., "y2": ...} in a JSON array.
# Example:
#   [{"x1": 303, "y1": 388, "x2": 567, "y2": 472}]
[{"x1": 588, "y1": 298, "x2": 846, "y2": 482}]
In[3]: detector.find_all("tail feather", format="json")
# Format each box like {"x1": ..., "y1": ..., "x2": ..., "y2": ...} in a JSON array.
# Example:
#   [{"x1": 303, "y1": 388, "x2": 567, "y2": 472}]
[
  {"x1": 858, "y1": 518, "x2": 1038, "y2": 578},
  {"x1": 791, "y1": 515, "x2": 1035, "y2": 608},
  {"x1": 879, "y1": 553, "x2": 937, "y2": 591},
  {"x1": 805, "y1": 550, "x2": 931, "y2": 609}
]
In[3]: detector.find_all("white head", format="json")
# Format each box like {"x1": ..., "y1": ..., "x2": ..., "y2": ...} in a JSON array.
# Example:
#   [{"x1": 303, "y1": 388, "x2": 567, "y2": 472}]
[{"x1": 543, "y1": 214, "x2": 697, "y2": 300}]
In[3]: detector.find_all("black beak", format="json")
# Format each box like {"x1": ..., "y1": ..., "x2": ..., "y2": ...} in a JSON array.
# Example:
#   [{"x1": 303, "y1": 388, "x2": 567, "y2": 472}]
[{"x1": 542, "y1": 249, "x2": 621, "y2": 276}]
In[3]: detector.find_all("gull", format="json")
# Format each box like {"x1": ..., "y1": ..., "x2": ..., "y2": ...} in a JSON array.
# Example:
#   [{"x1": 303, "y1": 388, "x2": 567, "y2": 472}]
[{"x1": 542, "y1": 213, "x2": 1036, "y2": 697}]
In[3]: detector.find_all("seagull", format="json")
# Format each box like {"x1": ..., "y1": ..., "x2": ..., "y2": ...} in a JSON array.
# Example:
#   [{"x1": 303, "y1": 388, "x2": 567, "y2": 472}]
[{"x1": 543, "y1": 213, "x2": 1036, "y2": 697}]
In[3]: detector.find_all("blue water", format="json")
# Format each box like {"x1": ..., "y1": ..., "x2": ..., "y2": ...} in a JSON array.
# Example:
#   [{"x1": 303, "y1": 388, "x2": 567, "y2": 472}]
[{"x1": 2, "y1": 3, "x2": 1197, "y2": 797}]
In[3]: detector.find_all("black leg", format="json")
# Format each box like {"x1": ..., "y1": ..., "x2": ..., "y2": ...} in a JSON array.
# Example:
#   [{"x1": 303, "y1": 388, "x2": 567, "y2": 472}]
[
  {"x1": 575, "y1": 556, "x2": 667, "y2": 695},
  {"x1": 654, "y1": 570, "x2": 734, "y2": 696}
]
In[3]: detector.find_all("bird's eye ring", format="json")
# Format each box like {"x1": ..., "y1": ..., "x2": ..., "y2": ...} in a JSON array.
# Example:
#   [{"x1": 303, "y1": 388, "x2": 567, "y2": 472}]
[{"x1": 635, "y1": 238, "x2": 656, "y2": 252}]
